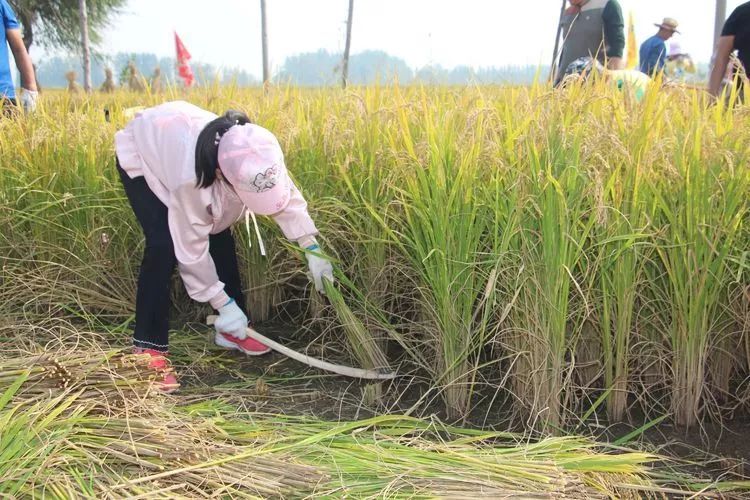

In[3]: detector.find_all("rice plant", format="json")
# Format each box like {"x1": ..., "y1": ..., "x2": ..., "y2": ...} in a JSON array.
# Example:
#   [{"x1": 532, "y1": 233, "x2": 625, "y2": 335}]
[
  {"x1": 0, "y1": 83, "x2": 748, "y2": 434},
  {"x1": 649, "y1": 109, "x2": 749, "y2": 427}
]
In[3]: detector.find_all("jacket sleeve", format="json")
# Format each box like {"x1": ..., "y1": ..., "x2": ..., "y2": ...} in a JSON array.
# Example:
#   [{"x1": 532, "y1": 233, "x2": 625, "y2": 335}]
[
  {"x1": 603, "y1": 0, "x2": 625, "y2": 58},
  {"x1": 271, "y1": 179, "x2": 319, "y2": 241},
  {"x1": 167, "y1": 183, "x2": 230, "y2": 309}
]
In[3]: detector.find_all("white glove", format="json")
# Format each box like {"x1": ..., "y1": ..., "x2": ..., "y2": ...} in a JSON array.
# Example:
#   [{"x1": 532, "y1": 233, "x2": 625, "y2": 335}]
[
  {"x1": 20, "y1": 89, "x2": 38, "y2": 113},
  {"x1": 305, "y1": 244, "x2": 334, "y2": 294},
  {"x1": 214, "y1": 299, "x2": 248, "y2": 340}
]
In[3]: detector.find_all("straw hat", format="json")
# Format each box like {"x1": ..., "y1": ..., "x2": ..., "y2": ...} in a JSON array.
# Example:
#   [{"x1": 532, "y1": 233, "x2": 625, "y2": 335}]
[{"x1": 655, "y1": 17, "x2": 680, "y2": 33}]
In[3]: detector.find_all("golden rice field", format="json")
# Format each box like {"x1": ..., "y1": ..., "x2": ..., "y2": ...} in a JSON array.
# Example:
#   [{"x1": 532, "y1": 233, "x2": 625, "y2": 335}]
[{"x1": 0, "y1": 82, "x2": 749, "y2": 497}]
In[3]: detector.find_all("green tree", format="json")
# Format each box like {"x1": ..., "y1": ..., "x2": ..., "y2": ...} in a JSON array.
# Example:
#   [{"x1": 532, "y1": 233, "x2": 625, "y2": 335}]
[{"x1": 9, "y1": 0, "x2": 125, "y2": 51}]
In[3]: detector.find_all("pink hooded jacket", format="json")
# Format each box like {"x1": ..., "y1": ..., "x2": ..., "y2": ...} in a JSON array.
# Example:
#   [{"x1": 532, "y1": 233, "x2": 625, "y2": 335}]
[{"x1": 114, "y1": 101, "x2": 318, "y2": 309}]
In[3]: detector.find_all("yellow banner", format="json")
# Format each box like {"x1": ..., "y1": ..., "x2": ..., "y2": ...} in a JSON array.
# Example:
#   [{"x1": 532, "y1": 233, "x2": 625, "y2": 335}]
[{"x1": 626, "y1": 11, "x2": 638, "y2": 70}]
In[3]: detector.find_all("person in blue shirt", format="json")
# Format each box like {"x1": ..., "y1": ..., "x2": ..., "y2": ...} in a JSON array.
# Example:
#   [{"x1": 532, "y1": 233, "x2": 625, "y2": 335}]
[
  {"x1": 639, "y1": 17, "x2": 679, "y2": 76},
  {"x1": 1, "y1": 0, "x2": 37, "y2": 113}
]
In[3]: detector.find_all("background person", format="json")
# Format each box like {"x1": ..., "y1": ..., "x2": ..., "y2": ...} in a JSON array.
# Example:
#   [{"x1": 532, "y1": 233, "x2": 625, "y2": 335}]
[
  {"x1": 1, "y1": 0, "x2": 36, "y2": 113},
  {"x1": 665, "y1": 41, "x2": 696, "y2": 80},
  {"x1": 115, "y1": 101, "x2": 334, "y2": 391},
  {"x1": 639, "y1": 17, "x2": 680, "y2": 76},
  {"x1": 555, "y1": 0, "x2": 626, "y2": 86},
  {"x1": 562, "y1": 56, "x2": 651, "y2": 102},
  {"x1": 709, "y1": 1, "x2": 750, "y2": 100}
]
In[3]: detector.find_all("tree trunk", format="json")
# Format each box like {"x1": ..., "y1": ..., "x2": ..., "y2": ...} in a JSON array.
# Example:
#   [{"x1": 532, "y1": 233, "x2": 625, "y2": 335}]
[
  {"x1": 260, "y1": 0, "x2": 269, "y2": 87},
  {"x1": 549, "y1": 0, "x2": 567, "y2": 83},
  {"x1": 342, "y1": 0, "x2": 354, "y2": 88},
  {"x1": 714, "y1": 0, "x2": 727, "y2": 50},
  {"x1": 79, "y1": 0, "x2": 92, "y2": 93}
]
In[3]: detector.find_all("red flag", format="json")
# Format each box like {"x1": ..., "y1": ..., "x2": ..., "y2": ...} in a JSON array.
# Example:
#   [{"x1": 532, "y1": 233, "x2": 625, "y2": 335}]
[{"x1": 174, "y1": 32, "x2": 195, "y2": 87}]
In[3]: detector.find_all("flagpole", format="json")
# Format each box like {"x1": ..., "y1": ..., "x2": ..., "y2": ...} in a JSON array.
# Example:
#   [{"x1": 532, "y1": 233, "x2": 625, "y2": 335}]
[
  {"x1": 260, "y1": 0, "x2": 270, "y2": 87},
  {"x1": 713, "y1": 0, "x2": 727, "y2": 50},
  {"x1": 341, "y1": 0, "x2": 354, "y2": 89},
  {"x1": 626, "y1": 11, "x2": 638, "y2": 70},
  {"x1": 549, "y1": 0, "x2": 567, "y2": 83}
]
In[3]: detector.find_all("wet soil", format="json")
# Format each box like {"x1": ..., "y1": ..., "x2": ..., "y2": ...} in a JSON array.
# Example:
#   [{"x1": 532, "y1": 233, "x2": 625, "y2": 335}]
[{"x1": 607, "y1": 416, "x2": 750, "y2": 482}]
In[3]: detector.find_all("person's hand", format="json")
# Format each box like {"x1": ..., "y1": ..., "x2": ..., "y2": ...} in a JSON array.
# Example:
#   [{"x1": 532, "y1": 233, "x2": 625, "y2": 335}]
[
  {"x1": 214, "y1": 298, "x2": 248, "y2": 340},
  {"x1": 20, "y1": 88, "x2": 38, "y2": 113},
  {"x1": 303, "y1": 243, "x2": 334, "y2": 294}
]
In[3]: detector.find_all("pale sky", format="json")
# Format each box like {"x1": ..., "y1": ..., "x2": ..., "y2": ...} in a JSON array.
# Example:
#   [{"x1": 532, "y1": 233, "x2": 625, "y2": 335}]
[{"x1": 34, "y1": 1, "x2": 749, "y2": 76}]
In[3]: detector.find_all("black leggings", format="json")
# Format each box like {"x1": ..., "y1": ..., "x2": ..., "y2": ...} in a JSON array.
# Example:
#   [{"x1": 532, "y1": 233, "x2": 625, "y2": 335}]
[{"x1": 117, "y1": 159, "x2": 246, "y2": 352}]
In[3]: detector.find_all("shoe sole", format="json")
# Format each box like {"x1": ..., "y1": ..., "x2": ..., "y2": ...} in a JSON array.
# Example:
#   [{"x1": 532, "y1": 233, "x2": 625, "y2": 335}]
[{"x1": 215, "y1": 334, "x2": 271, "y2": 356}]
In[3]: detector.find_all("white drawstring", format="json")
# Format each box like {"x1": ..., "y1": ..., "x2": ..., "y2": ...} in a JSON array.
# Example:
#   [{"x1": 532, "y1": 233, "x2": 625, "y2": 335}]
[
  {"x1": 244, "y1": 208, "x2": 266, "y2": 257},
  {"x1": 244, "y1": 209, "x2": 251, "y2": 250}
]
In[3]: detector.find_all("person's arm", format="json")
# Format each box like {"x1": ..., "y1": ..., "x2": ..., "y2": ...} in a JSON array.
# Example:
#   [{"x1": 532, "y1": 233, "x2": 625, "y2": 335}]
[
  {"x1": 711, "y1": 6, "x2": 744, "y2": 98},
  {"x1": 168, "y1": 183, "x2": 230, "y2": 310},
  {"x1": 6, "y1": 28, "x2": 35, "y2": 91},
  {"x1": 271, "y1": 181, "x2": 334, "y2": 293},
  {"x1": 709, "y1": 36, "x2": 735, "y2": 98},
  {"x1": 602, "y1": 0, "x2": 625, "y2": 69},
  {"x1": 170, "y1": 182, "x2": 249, "y2": 340},
  {"x1": 271, "y1": 180, "x2": 319, "y2": 243}
]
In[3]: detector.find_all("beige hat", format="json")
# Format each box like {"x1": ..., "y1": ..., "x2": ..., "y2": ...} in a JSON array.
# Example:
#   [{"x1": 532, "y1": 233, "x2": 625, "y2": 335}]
[{"x1": 655, "y1": 17, "x2": 680, "y2": 33}]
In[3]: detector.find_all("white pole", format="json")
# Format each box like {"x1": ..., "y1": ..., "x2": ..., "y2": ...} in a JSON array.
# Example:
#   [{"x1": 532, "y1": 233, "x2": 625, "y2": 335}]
[
  {"x1": 342, "y1": 0, "x2": 354, "y2": 88},
  {"x1": 714, "y1": 0, "x2": 727, "y2": 49},
  {"x1": 549, "y1": 0, "x2": 567, "y2": 82},
  {"x1": 260, "y1": 0, "x2": 269, "y2": 86}
]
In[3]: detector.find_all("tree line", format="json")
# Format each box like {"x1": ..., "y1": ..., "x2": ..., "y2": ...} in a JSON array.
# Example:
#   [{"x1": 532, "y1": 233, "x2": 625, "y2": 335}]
[
  {"x1": 36, "y1": 49, "x2": 574, "y2": 89},
  {"x1": 35, "y1": 52, "x2": 258, "y2": 89}
]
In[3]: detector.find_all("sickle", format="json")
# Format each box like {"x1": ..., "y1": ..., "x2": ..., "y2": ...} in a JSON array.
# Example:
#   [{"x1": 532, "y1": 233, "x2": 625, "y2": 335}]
[{"x1": 206, "y1": 316, "x2": 396, "y2": 380}]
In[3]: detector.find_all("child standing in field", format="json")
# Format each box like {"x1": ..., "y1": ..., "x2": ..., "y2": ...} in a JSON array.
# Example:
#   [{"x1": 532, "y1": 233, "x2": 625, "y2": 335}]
[{"x1": 115, "y1": 101, "x2": 333, "y2": 391}]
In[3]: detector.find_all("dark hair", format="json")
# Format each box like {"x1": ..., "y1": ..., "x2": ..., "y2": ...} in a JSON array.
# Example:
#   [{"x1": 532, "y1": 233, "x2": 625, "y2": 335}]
[{"x1": 195, "y1": 110, "x2": 251, "y2": 188}]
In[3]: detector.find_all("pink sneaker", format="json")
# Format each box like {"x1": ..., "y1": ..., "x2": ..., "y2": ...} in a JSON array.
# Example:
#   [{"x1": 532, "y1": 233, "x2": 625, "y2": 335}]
[
  {"x1": 215, "y1": 330, "x2": 271, "y2": 356},
  {"x1": 133, "y1": 348, "x2": 180, "y2": 393}
]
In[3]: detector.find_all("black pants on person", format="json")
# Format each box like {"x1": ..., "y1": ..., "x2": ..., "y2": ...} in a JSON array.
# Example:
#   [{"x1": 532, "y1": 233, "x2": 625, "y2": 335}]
[{"x1": 117, "y1": 158, "x2": 246, "y2": 352}]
